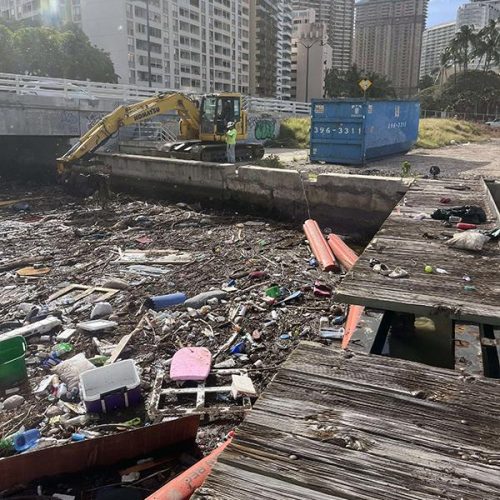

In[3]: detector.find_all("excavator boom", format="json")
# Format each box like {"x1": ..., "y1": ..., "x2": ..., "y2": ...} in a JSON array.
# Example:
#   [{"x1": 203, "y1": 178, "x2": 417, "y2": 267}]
[
  {"x1": 57, "y1": 91, "x2": 264, "y2": 175},
  {"x1": 57, "y1": 92, "x2": 200, "y2": 172}
]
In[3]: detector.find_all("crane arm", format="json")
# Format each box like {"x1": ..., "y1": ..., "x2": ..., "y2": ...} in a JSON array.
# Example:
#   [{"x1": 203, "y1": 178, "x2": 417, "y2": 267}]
[{"x1": 57, "y1": 92, "x2": 200, "y2": 172}]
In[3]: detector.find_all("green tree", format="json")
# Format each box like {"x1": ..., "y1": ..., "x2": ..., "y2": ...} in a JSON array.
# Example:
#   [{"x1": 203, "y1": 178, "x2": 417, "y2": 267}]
[
  {"x1": 451, "y1": 25, "x2": 477, "y2": 72},
  {"x1": 418, "y1": 74, "x2": 434, "y2": 90},
  {"x1": 0, "y1": 19, "x2": 117, "y2": 83},
  {"x1": 0, "y1": 24, "x2": 16, "y2": 73},
  {"x1": 474, "y1": 19, "x2": 500, "y2": 71},
  {"x1": 324, "y1": 64, "x2": 395, "y2": 98},
  {"x1": 419, "y1": 70, "x2": 500, "y2": 116}
]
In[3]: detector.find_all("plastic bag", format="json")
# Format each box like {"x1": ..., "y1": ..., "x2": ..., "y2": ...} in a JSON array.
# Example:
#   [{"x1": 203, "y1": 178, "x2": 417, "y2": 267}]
[
  {"x1": 432, "y1": 205, "x2": 487, "y2": 224},
  {"x1": 52, "y1": 353, "x2": 95, "y2": 390},
  {"x1": 446, "y1": 231, "x2": 490, "y2": 251}
]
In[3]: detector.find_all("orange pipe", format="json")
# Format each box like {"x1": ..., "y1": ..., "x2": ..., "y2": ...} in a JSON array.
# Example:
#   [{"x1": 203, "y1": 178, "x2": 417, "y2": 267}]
[
  {"x1": 146, "y1": 432, "x2": 234, "y2": 500},
  {"x1": 303, "y1": 220, "x2": 338, "y2": 272},
  {"x1": 327, "y1": 234, "x2": 358, "y2": 271},
  {"x1": 342, "y1": 305, "x2": 365, "y2": 349}
]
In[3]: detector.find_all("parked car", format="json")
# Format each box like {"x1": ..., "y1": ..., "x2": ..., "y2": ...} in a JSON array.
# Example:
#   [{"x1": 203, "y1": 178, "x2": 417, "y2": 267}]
[
  {"x1": 19, "y1": 81, "x2": 96, "y2": 100},
  {"x1": 485, "y1": 118, "x2": 500, "y2": 128}
]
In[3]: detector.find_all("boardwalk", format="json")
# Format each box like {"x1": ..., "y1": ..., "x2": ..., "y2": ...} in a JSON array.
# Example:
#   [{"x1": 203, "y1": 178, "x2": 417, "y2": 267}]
[
  {"x1": 336, "y1": 178, "x2": 500, "y2": 326},
  {"x1": 195, "y1": 342, "x2": 500, "y2": 500}
]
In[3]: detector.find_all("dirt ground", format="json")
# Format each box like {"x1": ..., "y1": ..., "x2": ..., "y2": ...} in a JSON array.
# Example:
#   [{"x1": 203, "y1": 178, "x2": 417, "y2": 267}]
[
  {"x1": 0, "y1": 183, "x2": 345, "y2": 497},
  {"x1": 266, "y1": 138, "x2": 500, "y2": 179}
]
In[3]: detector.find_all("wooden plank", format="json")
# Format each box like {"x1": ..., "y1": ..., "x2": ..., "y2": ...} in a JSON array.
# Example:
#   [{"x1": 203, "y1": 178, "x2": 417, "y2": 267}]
[
  {"x1": 337, "y1": 178, "x2": 500, "y2": 326},
  {"x1": 454, "y1": 323, "x2": 483, "y2": 376},
  {"x1": 196, "y1": 342, "x2": 500, "y2": 500}
]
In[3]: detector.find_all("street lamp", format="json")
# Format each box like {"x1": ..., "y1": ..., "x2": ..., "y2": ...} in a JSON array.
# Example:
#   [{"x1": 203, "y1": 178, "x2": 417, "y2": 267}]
[
  {"x1": 297, "y1": 38, "x2": 322, "y2": 102},
  {"x1": 132, "y1": 0, "x2": 152, "y2": 87}
]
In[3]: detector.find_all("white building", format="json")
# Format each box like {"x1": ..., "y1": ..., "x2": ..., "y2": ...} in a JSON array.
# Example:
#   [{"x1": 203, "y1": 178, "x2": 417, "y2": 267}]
[
  {"x1": 457, "y1": 0, "x2": 500, "y2": 30},
  {"x1": 291, "y1": 8, "x2": 332, "y2": 101},
  {"x1": 419, "y1": 22, "x2": 456, "y2": 79},
  {"x1": 0, "y1": 0, "x2": 74, "y2": 24},
  {"x1": 0, "y1": 0, "x2": 251, "y2": 94},
  {"x1": 275, "y1": 0, "x2": 293, "y2": 99}
]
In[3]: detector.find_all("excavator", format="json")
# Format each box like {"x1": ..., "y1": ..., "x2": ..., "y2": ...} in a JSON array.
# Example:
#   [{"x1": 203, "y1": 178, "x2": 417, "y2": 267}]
[{"x1": 56, "y1": 91, "x2": 265, "y2": 176}]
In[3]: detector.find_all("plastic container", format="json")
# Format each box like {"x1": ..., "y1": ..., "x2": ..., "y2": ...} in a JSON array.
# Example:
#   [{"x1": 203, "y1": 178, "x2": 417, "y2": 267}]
[
  {"x1": 79, "y1": 360, "x2": 141, "y2": 413},
  {"x1": 0, "y1": 336, "x2": 27, "y2": 388},
  {"x1": 14, "y1": 429, "x2": 41, "y2": 452},
  {"x1": 144, "y1": 292, "x2": 186, "y2": 310},
  {"x1": 310, "y1": 99, "x2": 420, "y2": 165}
]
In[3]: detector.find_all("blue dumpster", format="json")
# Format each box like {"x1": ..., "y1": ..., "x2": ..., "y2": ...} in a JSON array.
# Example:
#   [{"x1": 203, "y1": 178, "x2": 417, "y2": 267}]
[{"x1": 310, "y1": 99, "x2": 420, "y2": 165}]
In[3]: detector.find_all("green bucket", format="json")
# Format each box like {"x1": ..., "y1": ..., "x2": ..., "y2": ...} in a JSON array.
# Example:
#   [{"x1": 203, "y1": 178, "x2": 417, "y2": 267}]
[{"x1": 0, "y1": 336, "x2": 27, "y2": 389}]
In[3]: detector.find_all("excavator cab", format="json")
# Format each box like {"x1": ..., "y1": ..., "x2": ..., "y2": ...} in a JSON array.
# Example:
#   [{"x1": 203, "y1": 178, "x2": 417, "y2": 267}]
[{"x1": 199, "y1": 94, "x2": 245, "y2": 141}]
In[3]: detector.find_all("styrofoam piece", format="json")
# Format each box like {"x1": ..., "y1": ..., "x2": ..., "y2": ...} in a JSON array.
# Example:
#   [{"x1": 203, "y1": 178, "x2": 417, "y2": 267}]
[
  {"x1": 170, "y1": 347, "x2": 212, "y2": 381},
  {"x1": 231, "y1": 374, "x2": 257, "y2": 398},
  {"x1": 77, "y1": 320, "x2": 117, "y2": 332},
  {"x1": 56, "y1": 328, "x2": 77, "y2": 341},
  {"x1": 0, "y1": 316, "x2": 62, "y2": 342},
  {"x1": 79, "y1": 359, "x2": 141, "y2": 413}
]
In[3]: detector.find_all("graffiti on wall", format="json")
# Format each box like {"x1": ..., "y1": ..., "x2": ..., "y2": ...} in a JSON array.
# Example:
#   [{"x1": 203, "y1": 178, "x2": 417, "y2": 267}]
[{"x1": 248, "y1": 115, "x2": 279, "y2": 142}]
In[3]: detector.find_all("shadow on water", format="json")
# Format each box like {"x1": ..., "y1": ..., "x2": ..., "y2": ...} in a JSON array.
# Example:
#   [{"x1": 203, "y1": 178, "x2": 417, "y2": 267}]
[{"x1": 382, "y1": 315, "x2": 454, "y2": 369}]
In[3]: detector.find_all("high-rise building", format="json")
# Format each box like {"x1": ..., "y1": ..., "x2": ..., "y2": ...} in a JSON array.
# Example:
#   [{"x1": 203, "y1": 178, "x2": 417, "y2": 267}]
[
  {"x1": 76, "y1": 0, "x2": 251, "y2": 92},
  {"x1": 0, "y1": 0, "x2": 251, "y2": 94},
  {"x1": 353, "y1": 0, "x2": 428, "y2": 97},
  {"x1": 291, "y1": 9, "x2": 332, "y2": 101},
  {"x1": 457, "y1": 0, "x2": 500, "y2": 30},
  {"x1": 291, "y1": 0, "x2": 354, "y2": 71},
  {"x1": 419, "y1": 22, "x2": 456, "y2": 79},
  {"x1": 249, "y1": 0, "x2": 292, "y2": 98},
  {"x1": 0, "y1": 0, "x2": 74, "y2": 24}
]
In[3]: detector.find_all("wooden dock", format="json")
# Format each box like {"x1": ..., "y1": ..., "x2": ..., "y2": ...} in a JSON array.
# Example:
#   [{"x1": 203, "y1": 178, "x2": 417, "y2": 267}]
[
  {"x1": 195, "y1": 342, "x2": 500, "y2": 500},
  {"x1": 336, "y1": 178, "x2": 500, "y2": 326}
]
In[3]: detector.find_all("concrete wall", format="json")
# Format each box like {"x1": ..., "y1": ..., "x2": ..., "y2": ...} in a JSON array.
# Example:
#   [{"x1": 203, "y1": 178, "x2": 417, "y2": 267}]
[
  {"x1": 98, "y1": 153, "x2": 410, "y2": 241},
  {"x1": 0, "y1": 93, "x2": 119, "y2": 137},
  {"x1": 0, "y1": 93, "x2": 283, "y2": 144}
]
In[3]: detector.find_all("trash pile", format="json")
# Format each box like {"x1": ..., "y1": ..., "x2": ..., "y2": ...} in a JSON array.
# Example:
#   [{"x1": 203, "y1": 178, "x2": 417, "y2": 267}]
[{"x1": 0, "y1": 185, "x2": 355, "y2": 486}]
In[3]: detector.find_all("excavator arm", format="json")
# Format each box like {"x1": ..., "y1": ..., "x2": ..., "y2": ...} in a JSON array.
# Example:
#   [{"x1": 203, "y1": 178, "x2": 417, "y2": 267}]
[{"x1": 57, "y1": 92, "x2": 200, "y2": 173}]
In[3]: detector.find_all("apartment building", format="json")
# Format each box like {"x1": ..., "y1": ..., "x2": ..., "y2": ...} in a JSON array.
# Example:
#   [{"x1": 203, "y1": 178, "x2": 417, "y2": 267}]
[
  {"x1": 76, "y1": 0, "x2": 251, "y2": 92},
  {"x1": 353, "y1": 0, "x2": 428, "y2": 97},
  {"x1": 249, "y1": 0, "x2": 292, "y2": 98},
  {"x1": 1, "y1": 0, "x2": 251, "y2": 94},
  {"x1": 457, "y1": 0, "x2": 500, "y2": 30},
  {"x1": 291, "y1": 0, "x2": 354, "y2": 71},
  {"x1": 0, "y1": 0, "x2": 74, "y2": 24},
  {"x1": 291, "y1": 8, "x2": 332, "y2": 101},
  {"x1": 419, "y1": 21, "x2": 456, "y2": 79}
]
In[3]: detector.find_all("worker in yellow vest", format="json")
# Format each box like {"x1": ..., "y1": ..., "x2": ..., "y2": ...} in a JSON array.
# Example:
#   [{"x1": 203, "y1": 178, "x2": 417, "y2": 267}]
[{"x1": 226, "y1": 122, "x2": 237, "y2": 163}]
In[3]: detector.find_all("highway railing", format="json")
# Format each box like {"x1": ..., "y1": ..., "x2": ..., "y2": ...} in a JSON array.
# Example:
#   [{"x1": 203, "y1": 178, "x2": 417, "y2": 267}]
[{"x1": 0, "y1": 72, "x2": 311, "y2": 116}]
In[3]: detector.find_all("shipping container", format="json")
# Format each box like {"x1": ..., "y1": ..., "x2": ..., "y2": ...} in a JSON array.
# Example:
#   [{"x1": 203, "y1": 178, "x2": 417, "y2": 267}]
[{"x1": 310, "y1": 99, "x2": 420, "y2": 165}]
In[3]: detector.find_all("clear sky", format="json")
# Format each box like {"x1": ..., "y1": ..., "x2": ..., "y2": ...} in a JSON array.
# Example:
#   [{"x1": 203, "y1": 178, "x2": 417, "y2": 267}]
[{"x1": 427, "y1": 0, "x2": 463, "y2": 28}]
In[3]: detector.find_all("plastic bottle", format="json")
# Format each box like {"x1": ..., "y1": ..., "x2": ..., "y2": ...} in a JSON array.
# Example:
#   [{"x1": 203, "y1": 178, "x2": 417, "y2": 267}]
[
  {"x1": 14, "y1": 429, "x2": 41, "y2": 452},
  {"x1": 144, "y1": 293, "x2": 187, "y2": 311}
]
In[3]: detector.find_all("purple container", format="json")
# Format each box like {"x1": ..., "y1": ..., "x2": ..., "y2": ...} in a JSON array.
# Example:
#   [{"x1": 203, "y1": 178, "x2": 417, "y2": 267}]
[{"x1": 79, "y1": 360, "x2": 141, "y2": 414}]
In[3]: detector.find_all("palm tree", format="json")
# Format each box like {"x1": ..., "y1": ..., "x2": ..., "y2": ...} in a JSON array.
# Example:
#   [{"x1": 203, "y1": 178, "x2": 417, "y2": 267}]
[
  {"x1": 452, "y1": 25, "x2": 477, "y2": 72},
  {"x1": 474, "y1": 19, "x2": 500, "y2": 71}
]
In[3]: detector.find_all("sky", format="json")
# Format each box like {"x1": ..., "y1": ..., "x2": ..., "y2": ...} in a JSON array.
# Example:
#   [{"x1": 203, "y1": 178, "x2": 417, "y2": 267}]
[{"x1": 427, "y1": 0, "x2": 464, "y2": 28}]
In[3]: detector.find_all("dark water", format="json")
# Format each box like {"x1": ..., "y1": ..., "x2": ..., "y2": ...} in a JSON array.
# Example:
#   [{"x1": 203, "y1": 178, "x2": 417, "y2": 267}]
[{"x1": 382, "y1": 316, "x2": 454, "y2": 369}]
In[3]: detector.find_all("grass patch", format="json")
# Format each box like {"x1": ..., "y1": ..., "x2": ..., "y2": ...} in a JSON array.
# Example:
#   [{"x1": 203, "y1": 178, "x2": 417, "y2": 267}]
[
  {"x1": 268, "y1": 117, "x2": 311, "y2": 149},
  {"x1": 267, "y1": 117, "x2": 491, "y2": 151},
  {"x1": 417, "y1": 118, "x2": 489, "y2": 149},
  {"x1": 255, "y1": 154, "x2": 287, "y2": 169}
]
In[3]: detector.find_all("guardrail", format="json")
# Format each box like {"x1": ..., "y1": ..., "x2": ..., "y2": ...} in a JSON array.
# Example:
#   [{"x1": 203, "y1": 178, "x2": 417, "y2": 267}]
[{"x1": 0, "y1": 72, "x2": 311, "y2": 116}]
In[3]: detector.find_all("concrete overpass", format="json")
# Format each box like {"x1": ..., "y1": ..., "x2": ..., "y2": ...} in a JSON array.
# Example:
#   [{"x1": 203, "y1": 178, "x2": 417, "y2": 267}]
[{"x1": 0, "y1": 72, "x2": 310, "y2": 177}]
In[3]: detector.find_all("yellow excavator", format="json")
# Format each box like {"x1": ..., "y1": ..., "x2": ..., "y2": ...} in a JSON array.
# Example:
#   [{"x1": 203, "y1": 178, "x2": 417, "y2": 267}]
[{"x1": 56, "y1": 92, "x2": 264, "y2": 175}]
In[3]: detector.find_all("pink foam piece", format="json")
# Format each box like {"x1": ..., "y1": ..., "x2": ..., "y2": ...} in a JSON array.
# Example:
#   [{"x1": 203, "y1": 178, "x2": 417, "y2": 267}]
[{"x1": 170, "y1": 347, "x2": 212, "y2": 381}]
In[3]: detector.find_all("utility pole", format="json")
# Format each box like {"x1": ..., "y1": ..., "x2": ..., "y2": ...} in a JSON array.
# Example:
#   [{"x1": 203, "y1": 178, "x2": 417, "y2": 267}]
[{"x1": 298, "y1": 39, "x2": 320, "y2": 102}]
